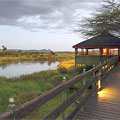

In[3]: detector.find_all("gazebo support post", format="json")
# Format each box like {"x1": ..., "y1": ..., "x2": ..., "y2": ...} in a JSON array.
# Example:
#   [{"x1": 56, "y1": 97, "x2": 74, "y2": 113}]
[
  {"x1": 118, "y1": 48, "x2": 120, "y2": 64},
  {"x1": 81, "y1": 48, "x2": 84, "y2": 55},
  {"x1": 75, "y1": 48, "x2": 78, "y2": 55},
  {"x1": 118, "y1": 48, "x2": 120, "y2": 56},
  {"x1": 107, "y1": 48, "x2": 110, "y2": 55},
  {"x1": 75, "y1": 48, "x2": 78, "y2": 71},
  {"x1": 100, "y1": 48, "x2": 103, "y2": 56},
  {"x1": 100, "y1": 48, "x2": 103, "y2": 63},
  {"x1": 86, "y1": 48, "x2": 88, "y2": 55}
]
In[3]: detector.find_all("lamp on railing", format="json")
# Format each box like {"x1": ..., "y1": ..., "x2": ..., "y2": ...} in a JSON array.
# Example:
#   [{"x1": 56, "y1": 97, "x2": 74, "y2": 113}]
[
  {"x1": 8, "y1": 98, "x2": 15, "y2": 109},
  {"x1": 97, "y1": 72, "x2": 101, "y2": 90},
  {"x1": 62, "y1": 77, "x2": 66, "y2": 120},
  {"x1": 98, "y1": 80, "x2": 101, "y2": 89},
  {"x1": 83, "y1": 68, "x2": 86, "y2": 85}
]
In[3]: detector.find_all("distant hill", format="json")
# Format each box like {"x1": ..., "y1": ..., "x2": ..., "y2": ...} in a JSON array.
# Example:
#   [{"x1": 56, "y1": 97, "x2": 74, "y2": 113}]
[
  {"x1": 7, "y1": 49, "x2": 21, "y2": 51},
  {"x1": 27, "y1": 49, "x2": 50, "y2": 52},
  {"x1": 3, "y1": 49, "x2": 50, "y2": 52},
  {"x1": 39, "y1": 49, "x2": 49, "y2": 52},
  {"x1": 0, "y1": 49, "x2": 73, "y2": 52}
]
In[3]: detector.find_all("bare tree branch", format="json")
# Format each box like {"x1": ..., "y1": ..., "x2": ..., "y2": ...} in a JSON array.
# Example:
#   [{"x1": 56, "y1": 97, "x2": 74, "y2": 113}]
[{"x1": 75, "y1": 0, "x2": 120, "y2": 38}]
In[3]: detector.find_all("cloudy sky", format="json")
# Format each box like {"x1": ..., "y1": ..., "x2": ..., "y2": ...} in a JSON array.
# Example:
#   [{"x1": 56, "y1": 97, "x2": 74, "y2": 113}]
[{"x1": 0, "y1": 0, "x2": 100, "y2": 51}]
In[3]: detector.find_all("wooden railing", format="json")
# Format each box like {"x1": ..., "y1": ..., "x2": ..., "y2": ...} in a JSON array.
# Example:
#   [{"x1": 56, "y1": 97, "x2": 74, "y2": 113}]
[{"x1": 0, "y1": 56, "x2": 118, "y2": 120}]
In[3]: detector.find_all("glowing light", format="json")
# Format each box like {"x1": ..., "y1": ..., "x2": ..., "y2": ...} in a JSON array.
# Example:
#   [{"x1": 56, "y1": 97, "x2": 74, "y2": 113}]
[
  {"x1": 97, "y1": 87, "x2": 119, "y2": 105},
  {"x1": 97, "y1": 90, "x2": 106, "y2": 98},
  {"x1": 9, "y1": 98, "x2": 14, "y2": 103},
  {"x1": 97, "y1": 87, "x2": 119, "y2": 103},
  {"x1": 103, "y1": 49, "x2": 107, "y2": 55},
  {"x1": 98, "y1": 80, "x2": 101, "y2": 89}
]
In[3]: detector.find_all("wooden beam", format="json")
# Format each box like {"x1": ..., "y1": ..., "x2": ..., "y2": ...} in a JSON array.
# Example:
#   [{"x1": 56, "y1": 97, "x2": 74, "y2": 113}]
[
  {"x1": 73, "y1": 46, "x2": 120, "y2": 49},
  {"x1": 118, "y1": 48, "x2": 120, "y2": 56},
  {"x1": 86, "y1": 48, "x2": 88, "y2": 55},
  {"x1": 75, "y1": 48, "x2": 78, "y2": 55},
  {"x1": 81, "y1": 48, "x2": 84, "y2": 55},
  {"x1": 100, "y1": 48, "x2": 103, "y2": 56},
  {"x1": 107, "y1": 48, "x2": 110, "y2": 55},
  {"x1": 118, "y1": 48, "x2": 120, "y2": 64}
]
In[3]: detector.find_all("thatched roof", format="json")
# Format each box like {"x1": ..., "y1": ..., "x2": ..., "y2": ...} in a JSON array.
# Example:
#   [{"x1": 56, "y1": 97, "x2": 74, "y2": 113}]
[{"x1": 73, "y1": 32, "x2": 120, "y2": 48}]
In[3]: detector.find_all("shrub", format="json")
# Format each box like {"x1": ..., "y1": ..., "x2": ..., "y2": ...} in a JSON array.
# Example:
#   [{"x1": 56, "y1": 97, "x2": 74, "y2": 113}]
[
  {"x1": 51, "y1": 75, "x2": 64, "y2": 87},
  {"x1": 85, "y1": 65, "x2": 93, "y2": 71},
  {"x1": 51, "y1": 74, "x2": 69, "y2": 87},
  {"x1": 45, "y1": 82, "x2": 54, "y2": 91},
  {"x1": 57, "y1": 67, "x2": 67, "y2": 74},
  {"x1": 76, "y1": 67, "x2": 83, "y2": 74},
  {"x1": 74, "y1": 82, "x2": 83, "y2": 90},
  {"x1": 67, "y1": 67, "x2": 75, "y2": 75}
]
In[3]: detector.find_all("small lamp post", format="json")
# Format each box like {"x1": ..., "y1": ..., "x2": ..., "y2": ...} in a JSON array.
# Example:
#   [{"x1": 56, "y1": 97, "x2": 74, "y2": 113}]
[
  {"x1": 83, "y1": 68, "x2": 86, "y2": 85},
  {"x1": 8, "y1": 97, "x2": 15, "y2": 109},
  {"x1": 62, "y1": 77, "x2": 66, "y2": 120},
  {"x1": 97, "y1": 73, "x2": 101, "y2": 90}
]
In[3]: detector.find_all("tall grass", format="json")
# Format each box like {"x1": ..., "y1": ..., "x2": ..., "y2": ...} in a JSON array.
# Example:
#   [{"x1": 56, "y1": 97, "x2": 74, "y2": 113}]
[
  {"x1": 0, "y1": 66, "x2": 78, "y2": 114},
  {"x1": 0, "y1": 51, "x2": 74, "y2": 64}
]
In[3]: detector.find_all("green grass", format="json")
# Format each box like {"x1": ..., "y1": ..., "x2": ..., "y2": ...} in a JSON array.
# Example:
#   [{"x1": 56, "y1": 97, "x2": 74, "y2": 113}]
[
  {"x1": 0, "y1": 67, "x2": 78, "y2": 115},
  {"x1": 0, "y1": 50, "x2": 93, "y2": 119},
  {"x1": 0, "y1": 65, "x2": 94, "y2": 119}
]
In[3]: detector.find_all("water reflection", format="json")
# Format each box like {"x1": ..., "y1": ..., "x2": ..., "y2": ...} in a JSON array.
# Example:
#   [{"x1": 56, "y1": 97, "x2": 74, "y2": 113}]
[
  {"x1": 0, "y1": 61, "x2": 59, "y2": 78},
  {"x1": 0, "y1": 64, "x2": 8, "y2": 70}
]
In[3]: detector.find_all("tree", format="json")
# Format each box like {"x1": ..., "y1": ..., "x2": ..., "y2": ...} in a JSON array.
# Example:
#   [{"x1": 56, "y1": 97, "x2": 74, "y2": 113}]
[
  {"x1": 76, "y1": 0, "x2": 120, "y2": 37},
  {"x1": 2, "y1": 45, "x2": 7, "y2": 51}
]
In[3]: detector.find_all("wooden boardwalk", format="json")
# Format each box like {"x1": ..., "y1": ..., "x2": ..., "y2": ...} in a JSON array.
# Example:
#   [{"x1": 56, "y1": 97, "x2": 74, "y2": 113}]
[{"x1": 76, "y1": 65, "x2": 120, "y2": 120}]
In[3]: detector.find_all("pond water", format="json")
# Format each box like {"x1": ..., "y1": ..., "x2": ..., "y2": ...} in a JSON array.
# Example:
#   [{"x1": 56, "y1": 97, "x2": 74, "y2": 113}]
[{"x1": 0, "y1": 61, "x2": 59, "y2": 78}]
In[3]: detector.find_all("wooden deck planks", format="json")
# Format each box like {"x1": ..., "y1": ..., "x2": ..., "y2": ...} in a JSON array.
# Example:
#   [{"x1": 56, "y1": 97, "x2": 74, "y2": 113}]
[{"x1": 76, "y1": 65, "x2": 120, "y2": 120}]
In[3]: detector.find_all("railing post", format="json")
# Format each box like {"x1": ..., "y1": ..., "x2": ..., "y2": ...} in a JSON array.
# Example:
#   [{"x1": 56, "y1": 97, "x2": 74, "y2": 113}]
[
  {"x1": 82, "y1": 69, "x2": 87, "y2": 97},
  {"x1": 103, "y1": 60, "x2": 106, "y2": 77},
  {"x1": 118, "y1": 56, "x2": 120, "y2": 65},
  {"x1": 83, "y1": 69, "x2": 86, "y2": 85},
  {"x1": 115, "y1": 56, "x2": 119, "y2": 66},
  {"x1": 92, "y1": 65, "x2": 96, "y2": 88},
  {"x1": 62, "y1": 77, "x2": 66, "y2": 120},
  {"x1": 75, "y1": 56, "x2": 76, "y2": 72},
  {"x1": 93, "y1": 65, "x2": 95, "y2": 78},
  {"x1": 96, "y1": 62, "x2": 102, "y2": 91},
  {"x1": 99, "y1": 62, "x2": 102, "y2": 78}
]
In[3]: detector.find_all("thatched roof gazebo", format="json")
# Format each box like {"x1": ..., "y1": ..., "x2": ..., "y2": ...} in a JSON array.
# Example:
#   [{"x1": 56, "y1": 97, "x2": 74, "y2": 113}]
[{"x1": 73, "y1": 32, "x2": 120, "y2": 66}]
